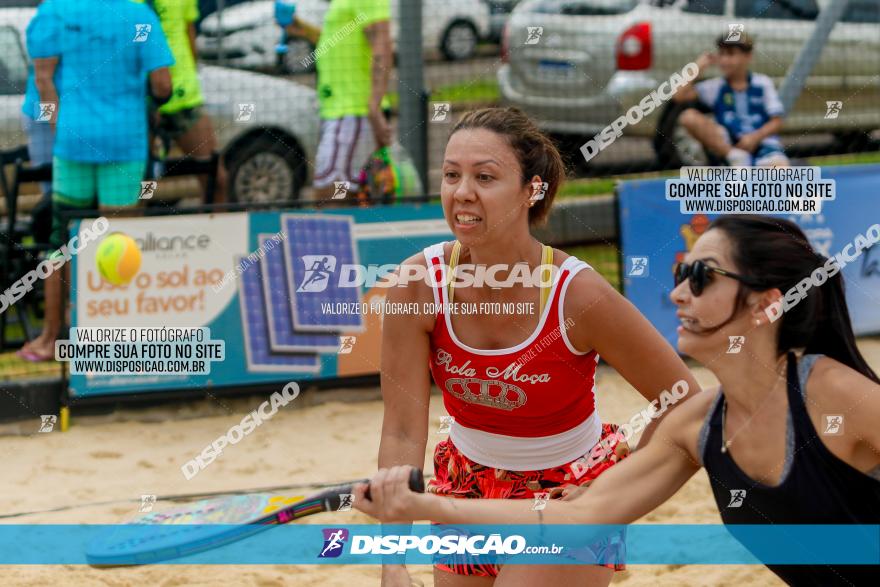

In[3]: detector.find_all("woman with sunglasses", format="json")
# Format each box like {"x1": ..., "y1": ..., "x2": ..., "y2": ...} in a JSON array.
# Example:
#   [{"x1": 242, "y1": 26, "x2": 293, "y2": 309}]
[{"x1": 356, "y1": 215, "x2": 880, "y2": 586}]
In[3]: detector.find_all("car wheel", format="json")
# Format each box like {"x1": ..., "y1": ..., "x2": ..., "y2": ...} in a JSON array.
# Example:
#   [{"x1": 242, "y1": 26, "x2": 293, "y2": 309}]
[
  {"x1": 227, "y1": 137, "x2": 303, "y2": 204},
  {"x1": 440, "y1": 20, "x2": 478, "y2": 61},
  {"x1": 278, "y1": 37, "x2": 316, "y2": 75},
  {"x1": 832, "y1": 130, "x2": 871, "y2": 153},
  {"x1": 654, "y1": 102, "x2": 711, "y2": 168}
]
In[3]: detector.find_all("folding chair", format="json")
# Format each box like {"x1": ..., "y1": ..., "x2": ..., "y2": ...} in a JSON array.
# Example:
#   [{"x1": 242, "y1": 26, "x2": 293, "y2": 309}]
[{"x1": 0, "y1": 157, "x2": 53, "y2": 349}]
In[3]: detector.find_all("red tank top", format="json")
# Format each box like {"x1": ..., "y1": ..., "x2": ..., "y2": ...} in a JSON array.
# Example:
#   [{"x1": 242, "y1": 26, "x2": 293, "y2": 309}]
[{"x1": 425, "y1": 243, "x2": 599, "y2": 439}]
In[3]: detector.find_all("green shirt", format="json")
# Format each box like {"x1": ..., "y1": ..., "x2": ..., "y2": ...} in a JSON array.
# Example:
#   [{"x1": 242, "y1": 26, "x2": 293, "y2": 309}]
[
  {"x1": 148, "y1": 0, "x2": 203, "y2": 113},
  {"x1": 316, "y1": 0, "x2": 389, "y2": 119}
]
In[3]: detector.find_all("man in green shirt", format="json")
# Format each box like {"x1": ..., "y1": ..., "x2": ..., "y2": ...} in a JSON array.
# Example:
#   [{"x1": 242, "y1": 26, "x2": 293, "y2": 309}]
[
  {"x1": 149, "y1": 0, "x2": 228, "y2": 202},
  {"x1": 288, "y1": 0, "x2": 392, "y2": 201}
]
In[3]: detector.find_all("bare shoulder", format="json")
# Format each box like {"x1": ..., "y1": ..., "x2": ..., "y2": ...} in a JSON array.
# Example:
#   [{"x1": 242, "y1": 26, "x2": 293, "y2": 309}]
[
  {"x1": 806, "y1": 355, "x2": 880, "y2": 415},
  {"x1": 557, "y1": 250, "x2": 619, "y2": 306}
]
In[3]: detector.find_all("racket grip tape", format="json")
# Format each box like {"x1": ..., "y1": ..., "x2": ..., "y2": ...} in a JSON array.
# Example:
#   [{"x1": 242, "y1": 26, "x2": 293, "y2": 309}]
[{"x1": 364, "y1": 468, "x2": 424, "y2": 501}]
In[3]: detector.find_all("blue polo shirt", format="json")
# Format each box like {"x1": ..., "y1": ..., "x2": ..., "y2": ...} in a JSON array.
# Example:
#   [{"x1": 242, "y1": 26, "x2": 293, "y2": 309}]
[{"x1": 26, "y1": 0, "x2": 174, "y2": 163}]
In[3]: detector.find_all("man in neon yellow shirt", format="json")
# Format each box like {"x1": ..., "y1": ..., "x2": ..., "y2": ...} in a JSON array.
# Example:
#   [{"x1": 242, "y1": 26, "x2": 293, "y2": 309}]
[
  {"x1": 288, "y1": 0, "x2": 392, "y2": 201},
  {"x1": 148, "y1": 0, "x2": 228, "y2": 202}
]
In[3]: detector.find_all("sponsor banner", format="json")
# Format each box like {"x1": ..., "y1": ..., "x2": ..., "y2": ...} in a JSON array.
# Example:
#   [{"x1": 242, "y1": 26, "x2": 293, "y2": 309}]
[
  {"x1": 0, "y1": 524, "x2": 877, "y2": 564},
  {"x1": 69, "y1": 204, "x2": 452, "y2": 397},
  {"x1": 619, "y1": 164, "x2": 880, "y2": 348}
]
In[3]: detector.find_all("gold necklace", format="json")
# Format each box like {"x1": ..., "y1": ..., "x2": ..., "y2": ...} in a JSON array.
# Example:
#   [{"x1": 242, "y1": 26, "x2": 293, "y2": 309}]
[{"x1": 721, "y1": 355, "x2": 787, "y2": 454}]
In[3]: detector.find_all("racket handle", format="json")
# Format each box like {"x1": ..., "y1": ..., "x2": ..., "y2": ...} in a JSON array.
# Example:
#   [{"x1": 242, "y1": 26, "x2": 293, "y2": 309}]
[{"x1": 364, "y1": 468, "x2": 424, "y2": 501}]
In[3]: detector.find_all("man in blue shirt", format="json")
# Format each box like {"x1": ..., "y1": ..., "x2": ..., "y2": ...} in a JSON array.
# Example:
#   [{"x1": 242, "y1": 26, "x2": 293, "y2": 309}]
[{"x1": 18, "y1": 0, "x2": 173, "y2": 361}]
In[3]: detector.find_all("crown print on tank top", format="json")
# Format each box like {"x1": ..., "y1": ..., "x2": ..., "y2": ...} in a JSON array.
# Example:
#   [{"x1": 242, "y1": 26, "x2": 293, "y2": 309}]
[{"x1": 423, "y1": 242, "x2": 600, "y2": 440}]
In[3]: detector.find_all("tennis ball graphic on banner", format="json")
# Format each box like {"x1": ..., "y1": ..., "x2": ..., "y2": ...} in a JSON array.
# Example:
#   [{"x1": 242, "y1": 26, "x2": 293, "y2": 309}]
[{"x1": 96, "y1": 232, "x2": 142, "y2": 285}]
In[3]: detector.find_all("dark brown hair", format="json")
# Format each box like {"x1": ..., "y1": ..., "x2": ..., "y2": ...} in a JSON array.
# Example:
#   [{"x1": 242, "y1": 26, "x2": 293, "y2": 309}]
[
  {"x1": 709, "y1": 215, "x2": 878, "y2": 383},
  {"x1": 449, "y1": 107, "x2": 564, "y2": 226}
]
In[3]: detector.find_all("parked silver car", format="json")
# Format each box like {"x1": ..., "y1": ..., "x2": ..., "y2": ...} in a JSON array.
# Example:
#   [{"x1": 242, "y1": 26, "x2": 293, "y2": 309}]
[
  {"x1": 198, "y1": 0, "x2": 492, "y2": 75},
  {"x1": 499, "y1": 0, "x2": 880, "y2": 165},
  {"x1": 0, "y1": 8, "x2": 318, "y2": 203}
]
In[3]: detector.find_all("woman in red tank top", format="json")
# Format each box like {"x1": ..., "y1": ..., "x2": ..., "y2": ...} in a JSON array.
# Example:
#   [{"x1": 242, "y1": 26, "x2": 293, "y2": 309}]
[{"x1": 376, "y1": 107, "x2": 699, "y2": 587}]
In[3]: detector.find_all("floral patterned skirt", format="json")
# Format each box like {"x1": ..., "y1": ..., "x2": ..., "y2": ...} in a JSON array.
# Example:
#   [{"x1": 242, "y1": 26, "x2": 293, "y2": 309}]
[{"x1": 427, "y1": 423, "x2": 630, "y2": 577}]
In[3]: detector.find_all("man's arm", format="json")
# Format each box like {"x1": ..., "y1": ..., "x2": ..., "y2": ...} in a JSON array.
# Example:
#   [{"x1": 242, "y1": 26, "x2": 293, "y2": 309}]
[
  {"x1": 34, "y1": 57, "x2": 59, "y2": 125},
  {"x1": 364, "y1": 19, "x2": 392, "y2": 147},
  {"x1": 149, "y1": 67, "x2": 173, "y2": 105},
  {"x1": 286, "y1": 16, "x2": 321, "y2": 46},
  {"x1": 188, "y1": 22, "x2": 198, "y2": 60}
]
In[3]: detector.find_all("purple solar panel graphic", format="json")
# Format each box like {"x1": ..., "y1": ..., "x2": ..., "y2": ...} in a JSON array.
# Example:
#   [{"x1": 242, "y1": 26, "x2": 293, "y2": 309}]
[
  {"x1": 238, "y1": 255, "x2": 321, "y2": 373},
  {"x1": 258, "y1": 234, "x2": 339, "y2": 353},
  {"x1": 282, "y1": 214, "x2": 364, "y2": 332}
]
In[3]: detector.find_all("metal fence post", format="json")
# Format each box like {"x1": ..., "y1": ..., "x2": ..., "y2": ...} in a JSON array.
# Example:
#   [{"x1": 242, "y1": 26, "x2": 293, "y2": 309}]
[
  {"x1": 778, "y1": 0, "x2": 851, "y2": 114},
  {"x1": 396, "y1": 0, "x2": 429, "y2": 193}
]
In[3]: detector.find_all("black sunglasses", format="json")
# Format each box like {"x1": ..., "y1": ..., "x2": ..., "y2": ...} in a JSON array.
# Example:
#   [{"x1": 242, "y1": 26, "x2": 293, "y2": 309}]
[{"x1": 673, "y1": 260, "x2": 764, "y2": 296}]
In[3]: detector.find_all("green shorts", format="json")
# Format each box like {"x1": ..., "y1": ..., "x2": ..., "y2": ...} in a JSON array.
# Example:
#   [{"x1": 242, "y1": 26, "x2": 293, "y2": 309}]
[
  {"x1": 50, "y1": 156, "x2": 144, "y2": 248},
  {"x1": 157, "y1": 106, "x2": 203, "y2": 142}
]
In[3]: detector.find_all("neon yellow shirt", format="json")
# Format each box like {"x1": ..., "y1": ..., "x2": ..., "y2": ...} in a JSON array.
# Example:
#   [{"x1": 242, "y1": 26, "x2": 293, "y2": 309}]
[
  {"x1": 148, "y1": 0, "x2": 204, "y2": 113},
  {"x1": 316, "y1": 0, "x2": 390, "y2": 119}
]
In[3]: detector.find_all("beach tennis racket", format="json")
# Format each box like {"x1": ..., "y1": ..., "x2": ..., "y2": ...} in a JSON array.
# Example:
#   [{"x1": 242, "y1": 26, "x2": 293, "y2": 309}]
[{"x1": 86, "y1": 468, "x2": 424, "y2": 566}]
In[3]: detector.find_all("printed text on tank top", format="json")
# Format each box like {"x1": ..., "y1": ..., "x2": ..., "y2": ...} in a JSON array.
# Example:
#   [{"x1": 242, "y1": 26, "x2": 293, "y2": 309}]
[{"x1": 424, "y1": 242, "x2": 600, "y2": 443}]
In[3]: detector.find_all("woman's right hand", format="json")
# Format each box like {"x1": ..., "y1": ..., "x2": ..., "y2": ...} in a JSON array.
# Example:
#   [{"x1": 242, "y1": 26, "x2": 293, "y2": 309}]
[
  {"x1": 381, "y1": 564, "x2": 414, "y2": 587},
  {"x1": 353, "y1": 466, "x2": 427, "y2": 523}
]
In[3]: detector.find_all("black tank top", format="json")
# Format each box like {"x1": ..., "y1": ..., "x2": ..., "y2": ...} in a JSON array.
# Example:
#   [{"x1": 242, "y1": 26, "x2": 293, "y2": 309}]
[{"x1": 701, "y1": 352, "x2": 880, "y2": 585}]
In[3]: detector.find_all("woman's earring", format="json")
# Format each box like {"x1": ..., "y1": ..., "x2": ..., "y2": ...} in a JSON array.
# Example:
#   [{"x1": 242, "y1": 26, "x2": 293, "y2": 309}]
[{"x1": 755, "y1": 318, "x2": 761, "y2": 326}]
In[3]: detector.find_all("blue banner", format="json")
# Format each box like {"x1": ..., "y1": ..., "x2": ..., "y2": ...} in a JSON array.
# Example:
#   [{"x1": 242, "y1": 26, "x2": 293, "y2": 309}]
[
  {"x1": 68, "y1": 203, "x2": 451, "y2": 397},
  {"x1": 0, "y1": 524, "x2": 877, "y2": 565},
  {"x1": 619, "y1": 164, "x2": 880, "y2": 348}
]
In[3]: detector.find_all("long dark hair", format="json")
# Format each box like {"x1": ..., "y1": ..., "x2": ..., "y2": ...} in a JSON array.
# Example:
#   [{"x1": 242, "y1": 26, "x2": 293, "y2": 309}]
[{"x1": 709, "y1": 215, "x2": 879, "y2": 383}]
